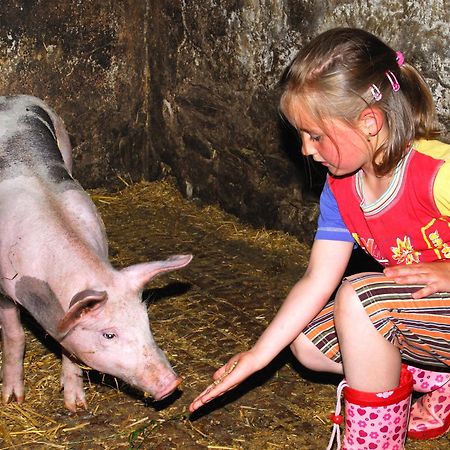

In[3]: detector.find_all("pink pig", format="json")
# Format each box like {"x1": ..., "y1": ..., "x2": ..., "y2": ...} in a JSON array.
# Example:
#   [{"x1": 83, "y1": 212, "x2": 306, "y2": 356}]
[{"x1": 0, "y1": 95, "x2": 192, "y2": 411}]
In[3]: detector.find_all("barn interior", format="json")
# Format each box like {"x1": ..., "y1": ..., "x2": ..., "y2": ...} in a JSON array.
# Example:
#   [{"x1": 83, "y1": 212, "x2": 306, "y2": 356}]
[{"x1": 0, "y1": 1, "x2": 449, "y2": 449}]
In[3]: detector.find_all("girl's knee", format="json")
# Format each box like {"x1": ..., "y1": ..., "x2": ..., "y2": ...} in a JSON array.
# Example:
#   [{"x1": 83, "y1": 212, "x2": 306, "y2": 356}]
[
  {"x1": 334, "y1": 280, "x2": 361, "y2": 325},
  {"x1": 290, "y1": 334, "x2": 316, "y2": 366},
  {"x1": 290, "y1": 335, "x2": 306, "y2": 361},
  {"x1": 290, "y1": 334, "x2": 342, "y2": 373}
]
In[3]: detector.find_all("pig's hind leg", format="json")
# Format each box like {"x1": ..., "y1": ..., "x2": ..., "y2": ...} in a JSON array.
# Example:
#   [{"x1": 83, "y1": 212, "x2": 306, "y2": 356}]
[
  {"x1": 60, "y1": 353, "x2": 87, "y2": 411},
  {"x1": 0, "y1": 297, "x2": 26, "y2": 403}
]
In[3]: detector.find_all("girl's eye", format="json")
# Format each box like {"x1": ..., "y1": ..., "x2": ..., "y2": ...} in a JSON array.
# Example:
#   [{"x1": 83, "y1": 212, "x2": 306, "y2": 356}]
[
  {"x1": 102, "y1": 332, "x2": 116, "y2": 340},
  {"x1": 309, "y1": 134, "x2": 321, "y2": 142}
]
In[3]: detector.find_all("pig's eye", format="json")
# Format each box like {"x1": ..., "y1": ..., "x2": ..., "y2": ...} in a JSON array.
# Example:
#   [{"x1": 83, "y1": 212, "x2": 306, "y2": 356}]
[{"x1": 102, "y1": 332, "x2": 116, "y2": 340}]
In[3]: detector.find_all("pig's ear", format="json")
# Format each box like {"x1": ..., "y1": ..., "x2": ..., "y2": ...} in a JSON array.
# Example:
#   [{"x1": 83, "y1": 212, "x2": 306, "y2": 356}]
[
  {"x1": 121, "y1": 254, "x2": 193, "y2": 290},
  {"x1": 57, "y1": 290, "x2": 108, "y2": 336}
]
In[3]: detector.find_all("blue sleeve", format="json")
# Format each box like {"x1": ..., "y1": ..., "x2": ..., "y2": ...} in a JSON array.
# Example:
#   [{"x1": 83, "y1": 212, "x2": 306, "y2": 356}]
[{"x1": 314, "y1": 178, "x2": 355, "y2": 242}]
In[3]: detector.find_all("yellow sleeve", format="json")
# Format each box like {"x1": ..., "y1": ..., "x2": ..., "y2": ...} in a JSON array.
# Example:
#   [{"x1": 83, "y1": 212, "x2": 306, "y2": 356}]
[
  {"x1": 434, "y1": 162, "x2": 450, "y2": 216},
  {"x1": 414, "y1": 139, "x2": 450, "y2": 216}
]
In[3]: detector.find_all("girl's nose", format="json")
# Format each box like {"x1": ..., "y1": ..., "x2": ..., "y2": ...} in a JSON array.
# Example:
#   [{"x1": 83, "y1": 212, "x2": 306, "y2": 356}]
[{"x1": 301, "y1": 139, "x2": 316, "y2": 157}]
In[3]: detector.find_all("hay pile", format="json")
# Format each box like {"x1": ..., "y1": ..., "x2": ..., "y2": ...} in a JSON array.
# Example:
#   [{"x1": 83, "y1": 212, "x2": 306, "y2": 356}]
[{"x1": 0, "y1": 179, "x2": 448, "y2": 449}]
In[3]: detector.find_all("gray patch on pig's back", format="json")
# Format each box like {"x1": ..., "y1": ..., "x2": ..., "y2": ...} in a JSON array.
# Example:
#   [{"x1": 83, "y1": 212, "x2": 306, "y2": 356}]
[
  {"x1": 15, "y1": 276, "x2": 65, "y2": 340},
  {"x1": 0, "y1": 97, "x2": 78, "y2": 189},
  {"x1": 0, "y1": 96, "x2": 16, "y2": 112}
]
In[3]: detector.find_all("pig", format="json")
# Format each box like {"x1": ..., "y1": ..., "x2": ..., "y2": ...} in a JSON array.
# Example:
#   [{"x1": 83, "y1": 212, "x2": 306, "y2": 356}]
[{"x1": 0, "y1": 95, "x2": 192, "y2": 411}]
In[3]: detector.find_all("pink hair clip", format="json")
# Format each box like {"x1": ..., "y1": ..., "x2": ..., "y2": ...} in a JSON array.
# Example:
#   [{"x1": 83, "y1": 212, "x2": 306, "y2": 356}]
[
  {"x1": 370, "y1": 84, "x2": 382, "y2": 101},
  {"x1": 396, "y1": 51, "x2": 405, "y2": 67},
  {"x1": 386, "y1": 70, "x2": 400, "y2": 92}
]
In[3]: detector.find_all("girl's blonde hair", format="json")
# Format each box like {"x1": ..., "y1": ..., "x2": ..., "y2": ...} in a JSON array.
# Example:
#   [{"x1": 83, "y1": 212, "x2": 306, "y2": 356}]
[{"x1": 280, "y1": 27, "x2": 440, "y2": 176}]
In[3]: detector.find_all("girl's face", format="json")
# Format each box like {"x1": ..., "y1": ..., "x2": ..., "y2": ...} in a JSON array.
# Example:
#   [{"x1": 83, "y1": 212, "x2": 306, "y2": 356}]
[{"x1": 284, "y1": 103, "x2": 373, "y2": 177}]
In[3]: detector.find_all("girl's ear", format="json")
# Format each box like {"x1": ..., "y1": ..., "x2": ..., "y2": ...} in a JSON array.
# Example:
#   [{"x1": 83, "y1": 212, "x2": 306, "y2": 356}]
[{"x1": 358, "y1": 107, "x2": 385, "y2": 137}]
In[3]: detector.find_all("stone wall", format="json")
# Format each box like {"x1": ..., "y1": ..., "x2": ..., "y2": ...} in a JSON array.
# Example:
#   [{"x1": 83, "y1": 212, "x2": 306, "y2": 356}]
[
  {"x1": 0, "y1": 0, "x2": 149, "y2": 185},
  {"x1": 0, "y1": 1, "x2": 448, "y2": 242}
]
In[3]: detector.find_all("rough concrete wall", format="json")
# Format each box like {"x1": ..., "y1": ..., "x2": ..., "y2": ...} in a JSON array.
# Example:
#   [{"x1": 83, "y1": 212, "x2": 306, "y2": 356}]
[
  {"x1": 0, "y1": 0, "x2": 149, "y2": 186},
  {"x1": 147, "y1": 1, "x2": 323, "y2": 242},
  {"x1": 148, "y1": 0, "x2": 449, "y2": 242}
]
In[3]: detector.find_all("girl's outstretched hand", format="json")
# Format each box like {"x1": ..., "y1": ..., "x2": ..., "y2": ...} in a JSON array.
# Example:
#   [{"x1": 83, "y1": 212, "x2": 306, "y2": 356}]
[
  {"x1": 189, "y1": 351, "x2": 260, "y2": 413},
  {"x1": 384, "y1": 261, "x2": 450, "y2": 299}
]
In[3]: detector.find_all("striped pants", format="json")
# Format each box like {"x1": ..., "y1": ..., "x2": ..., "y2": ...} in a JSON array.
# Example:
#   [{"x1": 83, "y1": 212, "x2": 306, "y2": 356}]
[{"x1": 303, "y1": 272, "x2": 450, "y2": 368}]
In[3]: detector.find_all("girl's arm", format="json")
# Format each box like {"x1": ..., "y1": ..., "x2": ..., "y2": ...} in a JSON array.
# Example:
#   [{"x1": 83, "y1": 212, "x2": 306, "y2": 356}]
[{"x1": 189, "y1": 239, "x2": 353, "y2": 412}]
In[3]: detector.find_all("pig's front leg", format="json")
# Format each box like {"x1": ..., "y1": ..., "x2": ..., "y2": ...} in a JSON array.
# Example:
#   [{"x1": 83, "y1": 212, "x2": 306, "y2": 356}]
[
  {"x1": 60, "y1": 353, "x2": 87, "y2": 411},
  {"x1": 0, "y1": 297, "x2": 25, "y2": 403}
]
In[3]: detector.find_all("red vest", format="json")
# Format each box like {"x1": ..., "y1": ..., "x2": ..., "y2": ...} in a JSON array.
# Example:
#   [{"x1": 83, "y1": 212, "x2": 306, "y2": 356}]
[{"x1": 329, "y1": 149, "x2": 450, "y2": 266}]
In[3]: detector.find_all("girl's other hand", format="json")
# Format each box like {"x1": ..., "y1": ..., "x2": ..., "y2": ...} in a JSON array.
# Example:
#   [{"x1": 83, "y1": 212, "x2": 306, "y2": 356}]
[
  {"x1": 189, "y1": 351, "x2": 260, "y2": 413},
  {"x1": 384, "y1": 261, "x2": 450, "y2": 299}
]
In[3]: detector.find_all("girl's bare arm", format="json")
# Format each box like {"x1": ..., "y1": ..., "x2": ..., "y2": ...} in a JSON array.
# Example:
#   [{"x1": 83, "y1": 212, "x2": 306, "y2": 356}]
[{"x1": 189, "y1": 239, "x2": 353, "y2": 412}]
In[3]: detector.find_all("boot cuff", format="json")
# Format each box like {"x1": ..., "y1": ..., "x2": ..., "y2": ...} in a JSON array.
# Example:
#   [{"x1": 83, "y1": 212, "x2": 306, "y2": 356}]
[{"x1": 344, "y1": 365, "x2": 413, "y2": 407}]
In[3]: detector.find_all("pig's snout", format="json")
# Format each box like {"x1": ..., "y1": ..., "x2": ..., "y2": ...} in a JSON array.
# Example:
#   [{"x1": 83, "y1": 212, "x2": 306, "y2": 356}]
[{"x1": 152, "y1": 376, "x2": 182, "y2": 401}]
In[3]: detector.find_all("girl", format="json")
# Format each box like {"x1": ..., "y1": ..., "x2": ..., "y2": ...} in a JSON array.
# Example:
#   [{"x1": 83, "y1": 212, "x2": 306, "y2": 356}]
[{"x1": 189, "y1": 28, "x2": 450, "y2": 449}]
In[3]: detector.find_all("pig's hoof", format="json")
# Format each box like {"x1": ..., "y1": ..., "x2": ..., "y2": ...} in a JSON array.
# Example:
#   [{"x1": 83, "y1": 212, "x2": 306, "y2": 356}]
[
  {"x1": 4, "y1": 394, "x2": 24, "y2": 404},
  {"x1": 63, "y1": 388, "x2": 88, "y2": 412},
  {"x1": 64, "y1": 396, "x2": 88, "y2": 412},
  {"x1": 65, "y1": 400, "x2": 88, "y2": 412},
  {"x1": 2, "y1": 384, "x2": 24, "y2": 404}
]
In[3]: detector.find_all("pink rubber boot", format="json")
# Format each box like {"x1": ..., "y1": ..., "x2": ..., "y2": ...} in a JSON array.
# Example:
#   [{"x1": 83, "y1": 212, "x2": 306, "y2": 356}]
[
  {"x1": 327, "y1": 365, "x2": 413, "y2": 450},
  {"x1": 407, "y1": 365, "x2": 450, "y2": 440}
]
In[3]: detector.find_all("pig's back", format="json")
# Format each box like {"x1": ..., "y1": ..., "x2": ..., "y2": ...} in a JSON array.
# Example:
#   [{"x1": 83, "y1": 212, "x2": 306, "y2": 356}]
[
  {"x1": 0, "y1": 96, "x2": 108, "y2": 281},
  {"x1": 0, "y1": 95, "x2": 73, "y2": 186}
]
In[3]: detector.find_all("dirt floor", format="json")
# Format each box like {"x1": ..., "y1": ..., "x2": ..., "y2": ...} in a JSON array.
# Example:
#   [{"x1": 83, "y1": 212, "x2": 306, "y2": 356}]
[{"x1": 0, "y1": 179, "x2": 449, "y2": 449}]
